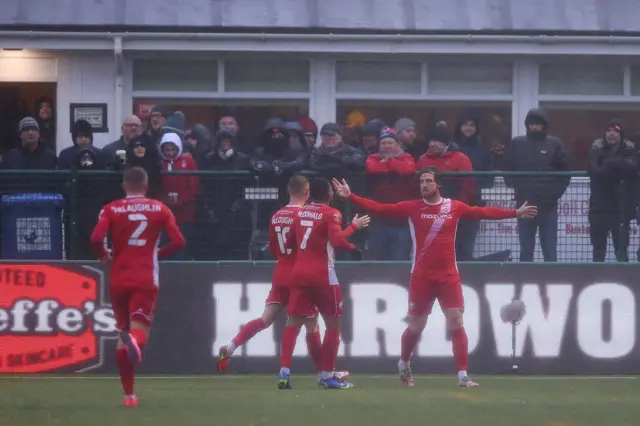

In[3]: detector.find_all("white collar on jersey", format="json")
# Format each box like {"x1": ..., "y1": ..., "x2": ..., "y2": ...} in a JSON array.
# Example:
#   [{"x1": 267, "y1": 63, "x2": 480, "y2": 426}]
[
  {"x1": 126, "y1": 194, "x2": 145, "y2": 198},
  {"x1": 422, "y1": 197, "x2": 449, "y2": 206}
]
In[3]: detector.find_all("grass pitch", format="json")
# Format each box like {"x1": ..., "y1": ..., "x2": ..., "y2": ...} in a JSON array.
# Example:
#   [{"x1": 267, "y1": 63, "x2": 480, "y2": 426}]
[{"x1": 0, "y1": 375, "x2": 638, "y2": 426}]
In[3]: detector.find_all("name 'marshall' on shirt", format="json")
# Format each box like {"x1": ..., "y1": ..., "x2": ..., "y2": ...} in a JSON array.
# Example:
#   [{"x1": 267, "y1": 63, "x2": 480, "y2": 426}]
[{"x1": 111, "y1": 203, "x2": 162, "y2": 214}]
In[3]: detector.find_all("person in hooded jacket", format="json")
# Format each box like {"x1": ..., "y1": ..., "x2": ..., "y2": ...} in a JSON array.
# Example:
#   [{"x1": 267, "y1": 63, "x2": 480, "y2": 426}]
[
  {"x1": 125, "y1": 134, "x2": 162, "y2": 199},
  {"x1": 58, "y1": 120, "x2": 112, "y2": 170},
  {"x1": 199, "y1": 127, "x2": 252, "y2": 260},
  {"x1": 504, "y1": 108, "x2": 570, "y2": 262},
  {"x1": 185, "y1": 123, "x2": 214, "y2": 168},
  {"x1": 34, "y1": 97, "x2": 56, "y2": 149},
  {"x1": 588, "y1": 119, "x2": 637, "y2": 262},
  {"x1": 158, "y1": 132, "x2": 200, "y2": 260},
  {"x1": 451, "y1": 114, "x2": 495, "y2": 260},
  {"x1": 284, "y1": 121, "x2": 309, "y2": 160}
]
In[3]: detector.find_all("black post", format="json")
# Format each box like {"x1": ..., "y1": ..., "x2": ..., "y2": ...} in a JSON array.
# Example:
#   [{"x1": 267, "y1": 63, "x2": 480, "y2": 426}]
[{"x1": 69, "y1": 169, "x2": 78, "y2": 260}]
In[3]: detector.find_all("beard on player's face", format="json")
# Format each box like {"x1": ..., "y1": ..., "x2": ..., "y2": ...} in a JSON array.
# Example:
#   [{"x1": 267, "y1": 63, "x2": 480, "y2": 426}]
[{"x1": 420, "y1": 184, "x2": 438, "y2": 199}]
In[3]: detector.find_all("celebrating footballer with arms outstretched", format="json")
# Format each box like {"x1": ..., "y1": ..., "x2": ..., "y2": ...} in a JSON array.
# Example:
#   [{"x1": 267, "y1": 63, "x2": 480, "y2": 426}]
[
  {"x1": 90, "y1": 167, "x2": 185, "y2": 407},
  {"x1": 216, "y1": 175, "x2": 349, "y2": 386},
  {"x1": 332, "y1": 167, "x2": 537, "y2": 388}
]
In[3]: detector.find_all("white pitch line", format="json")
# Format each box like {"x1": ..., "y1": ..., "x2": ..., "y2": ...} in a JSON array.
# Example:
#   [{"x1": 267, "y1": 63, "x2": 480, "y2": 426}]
[{"x1": 0, "y1": 375, "x2": 637, "y2": 381}]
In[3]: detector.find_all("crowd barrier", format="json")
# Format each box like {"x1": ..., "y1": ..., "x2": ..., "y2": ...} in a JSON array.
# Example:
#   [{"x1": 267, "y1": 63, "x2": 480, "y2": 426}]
[
  {"x1": 0, "y1": 169, "x2": 631, "y2": 263},
  {"x1": 1, "y1": 261, "x2": 638, "y2": 375}
]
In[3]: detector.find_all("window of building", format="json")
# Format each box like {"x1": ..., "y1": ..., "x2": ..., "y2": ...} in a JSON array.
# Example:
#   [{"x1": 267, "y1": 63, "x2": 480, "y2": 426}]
[
  {"x1": 541, "y1": 103, "x2": 640, "y2": 169},
  {"x1": 224, "y1": 59, "x2": 310, "y2": 93},
  {"x1": 336, "y1": 61, "x2": 422, "y2": 94},
  {"x1": 539, "y1": 62, "x2": 624, "y2": 96},
  {"x1": 133, "y1": 59, "x2": 218, "y2": 92},
  {"x1": 428, "y1": 63, "x2": 513, "y2": 95}
]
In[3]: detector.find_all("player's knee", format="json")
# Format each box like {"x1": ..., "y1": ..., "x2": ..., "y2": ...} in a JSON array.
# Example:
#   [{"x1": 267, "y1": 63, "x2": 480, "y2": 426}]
[
  {"x1": 303, "y1": 318, "x2": 319, "y2": 333},
  {"x1": 407, "y1": 315, "x2": 427, "y2": 333},
  {"x1": 261, "y1": 304, "x2": 281, "y2": 326},
  {"x1": 286, "y1": 315, "x2": 305, "y2": 328},
  {"x1": 444, "y1": 309, "x2": 464, "y2": 330}
]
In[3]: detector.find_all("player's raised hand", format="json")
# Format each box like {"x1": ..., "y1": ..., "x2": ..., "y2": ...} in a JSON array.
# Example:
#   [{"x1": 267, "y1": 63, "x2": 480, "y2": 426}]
[
  {"x1": 352, "y1": 214, "x2": 371, "y2": 229},
  {"x1": 516, "y1": 202, "x2": 538, "y2": 219},
  {"x1": 332, "y1": 178, "x2": 351, "y2": 198}
]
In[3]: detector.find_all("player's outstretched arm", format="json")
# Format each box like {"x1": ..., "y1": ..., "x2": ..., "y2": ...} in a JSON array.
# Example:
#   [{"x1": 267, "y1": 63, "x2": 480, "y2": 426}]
[
  {"x1": 90, "y1": 208, "x2": 112, "y2": 263},
  {"x1": 459, "y1": 201, "x2": 538, "y2": 221},
  {"x1": 158, "y1": 206, "x2": 186, "y2": 258},
  {"x1": 332, "y1": 178, "x2": 410, "y2": 218},
  {"x1": 327, "y1": 211, "x2": 370, "y2": 250}
]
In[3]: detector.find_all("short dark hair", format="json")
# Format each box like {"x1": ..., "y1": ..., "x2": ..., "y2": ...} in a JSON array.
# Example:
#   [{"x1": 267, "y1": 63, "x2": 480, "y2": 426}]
[
  {"x1": 287, "y1": 175, "x2": 309, "y2": 197},
  {"x1": 309, "y1": 177, "x2": 332, "y2": 203},
  {"x1": 420, "y1": 166, "x2": 441, "y2": 184},
  {"x1": 123, "y1": 166, "x2": 148, "y2": 190}
]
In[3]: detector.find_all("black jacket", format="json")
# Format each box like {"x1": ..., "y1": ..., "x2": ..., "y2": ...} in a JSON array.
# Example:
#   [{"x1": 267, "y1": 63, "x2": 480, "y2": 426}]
[
  {"x1": 588, "y1": 138, "x2": 638, "y2": 218},
  {"x1": 504, "y1": 109, "x2": 571, "y2": 207},
  {"x1": 453, "y1": 115, "x2": 494, "y2": 205},
  {"x1": 308, "y1": 143, "x2": 366, "y2": 178},
  {"x1": 1, "y1": 143, "x2": 57, "y2": 170}
]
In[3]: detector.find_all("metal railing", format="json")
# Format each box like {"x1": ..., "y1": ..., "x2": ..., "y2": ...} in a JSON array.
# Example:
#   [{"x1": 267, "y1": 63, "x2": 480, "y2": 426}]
[{"x1": 0, "y1": 169, "x2": 633, "y2": 263}]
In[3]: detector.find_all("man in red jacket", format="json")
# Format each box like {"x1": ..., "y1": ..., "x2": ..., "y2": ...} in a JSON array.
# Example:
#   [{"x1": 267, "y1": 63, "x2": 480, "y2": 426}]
[
  {"x1": 159, "y1": 132, "x2": 200, "y2": 259},
  {"x1": 364, "y1": 128, "x2": 416, "y2": 260},
  {"x1": 416, "y1": 127, "x2": 475, "y2": 206}
]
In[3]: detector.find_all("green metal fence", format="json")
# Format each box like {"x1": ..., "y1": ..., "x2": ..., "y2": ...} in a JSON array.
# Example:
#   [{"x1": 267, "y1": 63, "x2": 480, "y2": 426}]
[{"x1": 0, "y1": 169, "x2": 633, "y2": 263}]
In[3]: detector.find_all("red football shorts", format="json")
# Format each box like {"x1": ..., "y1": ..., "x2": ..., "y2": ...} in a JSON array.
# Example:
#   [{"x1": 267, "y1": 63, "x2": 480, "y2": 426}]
[
  {"x1": 408, "y1": 274, "x2": 464, "y2": 317},
  {"x1": 265, "y1": 285, "x2": 291, "y2": 306},
  {"x1": 287, "y1": 285, "x2": 342, "y2": 318},
  {"x1": 110, "y1": 286, "x2": 158, "y2": 331}
]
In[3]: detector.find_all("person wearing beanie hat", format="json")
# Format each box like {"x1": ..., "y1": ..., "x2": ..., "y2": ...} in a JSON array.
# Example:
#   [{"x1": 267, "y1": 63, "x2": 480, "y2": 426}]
[
  {"x1": 506, "y1": 108, "x2": 570, "y2": 262},
  {"x1": 1, "y1": 116, "x2": 57, "y2": 170},
  {"x1": 145, "y1": 105, "x2": 170, "y2": 145},
  {"x1": 163, "y1": 111, "x2": 186, "y2": 140},
  {"x1": 588, "y1": 119, "x2": 637, "y2": 262},
  {"x1": 364, "y1": 127, "x2": 416, "y2": 260},
  {"x1": 416, "y1": 127, "x2": 475, "y2": 207},
  {"x1": 360, "y1": 119, "x2": 386, "y2": 155},
  {"x1": 394, "y1": 117, "x2": 417, "y2": 150},
  {"x1": 58, "y1": 120, "x2": 111, "y2": 170}
]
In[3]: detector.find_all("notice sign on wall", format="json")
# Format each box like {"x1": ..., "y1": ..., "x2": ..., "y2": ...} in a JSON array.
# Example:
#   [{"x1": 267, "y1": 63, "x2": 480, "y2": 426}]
[{"x1": 69, "y1": 103, "x2": 108, "y2": 133}]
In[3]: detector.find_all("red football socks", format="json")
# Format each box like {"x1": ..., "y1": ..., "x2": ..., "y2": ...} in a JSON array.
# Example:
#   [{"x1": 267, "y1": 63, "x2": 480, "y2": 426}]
[
  {"x1": 306, "y1": 331, "x2": 323, "y2": 371},
  {"x1": 116, "y1": 348, "x2": 135, "y2": 395},
  {"x1": 130, "y1": 328, "x2": 148, "y2": 348},
  {"x1": 280, "y1": 325, "x2": 300, "y2": 368},
  {"x1": 400, "y1": 328, "x2": 420, "y2": 362},
  {"x1": 232, "y1": 318, "x2": 267, "y2": 348},
  {"x1": 451, "y1": 327, "x2": 469, "y2": 372},
  {"x1": 320, "y1": 328, "x2": 340, "y2": 372}
]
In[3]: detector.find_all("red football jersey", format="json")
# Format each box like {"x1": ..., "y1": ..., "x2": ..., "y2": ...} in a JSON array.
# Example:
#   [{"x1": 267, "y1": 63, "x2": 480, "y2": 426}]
[
  {"x1": 349, "y1": 195, "x2": 516, "y2": 277},
  {"x1": 90, "y1": 195, "x2": 185, "y2": 289},
  {"x1": 268, "y1": 204, "x2": 303, "y2": 287},
  {"x1": 290, "y1": 203, "x2": 357, "y2": 287}
]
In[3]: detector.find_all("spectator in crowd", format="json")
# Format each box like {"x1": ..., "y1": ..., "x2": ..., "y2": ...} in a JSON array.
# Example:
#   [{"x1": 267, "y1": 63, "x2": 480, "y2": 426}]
[
  {"x1": 58, "y1": 120, "x2": 111, "y2": 170},
  {"x1": 395, "y1": 117, "x2": 427, "y2": 160},
  {"x1": 364, "y1": 127, "x2": 416, "y2": 260},
  {"x1": 1, "y1": 117, "x2": 57, "y2": 170},
  {"x1": 452, "y1": 114, "x2": 495, "y2": 261},
  {"x1": 298, "y1": 116, "x2": 319, "y2": 149},
  {"x1": 159, "y1": 132, "x2": 200, "y2": 260},
  {"x1": 416, "y1": 126, "x2": 475, "y2": 206},
  {"x1": 251, "y1": 118, "x2": 307, "y2": 175},
  {"x1": 308, "y1": 122, "x2": 366, "y2": 177},
  {"x1": 34, "y1": 97, "x2": 55, "y2": 148},
  {"x1": 342, "y1": 110, "x2": 367, "y2": 148},
  {"x1": 199, "y1": 127, "x2": 252, "y2": 260},
  {"x1": 145, "y1": 105, "x2": 170, "y2": 146},
  {"x1": 587, "y1": 120, "x2": 637, "y2": 262},
  {"x1": 218, "y1": 114, "x2": 252, "y2": 154},
  {"x1": 504, "y1": 108, "x2": 570, "y2": 262},
  {"x1": 284, "y1": 121, "x2": 307, "y2": 156},
  {"x1": 103, "y1": 115, "x2": 142, "y2": 161},
  {"x1": 185, "y1": 123, "x2": 214, "y2": 168},
  {"x1": 361, "y1": 119, "x2": 386, "y2": 155},
  {"x1": 125, "y1": 134, "x2": 162, "y2": 199},
  {"x1": 163, "y1": 111, "x2": 185, "y2": 140}
]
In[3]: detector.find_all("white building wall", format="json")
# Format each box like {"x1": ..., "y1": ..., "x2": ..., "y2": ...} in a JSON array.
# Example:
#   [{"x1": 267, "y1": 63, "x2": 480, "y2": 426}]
[{"x1": 56, "y1": 54, "x2": 118, "y2": 153}]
